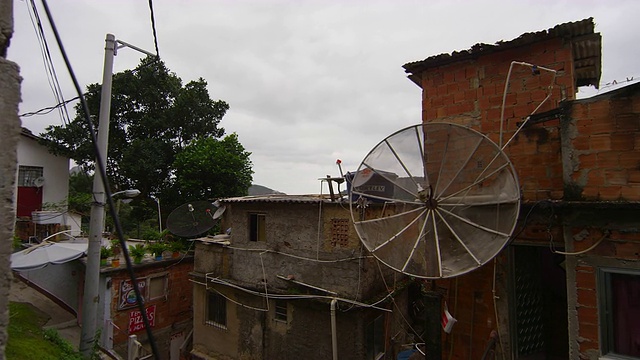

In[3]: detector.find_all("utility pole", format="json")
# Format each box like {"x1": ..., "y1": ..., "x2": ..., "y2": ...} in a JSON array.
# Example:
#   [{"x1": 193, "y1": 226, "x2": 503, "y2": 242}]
[
  {"x1": 79, "y1": 33, "x2": 116, "y2": 356},
  {"x1": 79, "y1": 34, "x2": 155, "y2": 357}
]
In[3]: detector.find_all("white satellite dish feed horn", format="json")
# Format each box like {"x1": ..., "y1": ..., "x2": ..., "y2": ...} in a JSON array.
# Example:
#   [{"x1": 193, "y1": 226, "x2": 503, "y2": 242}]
[
  {"x1": 350, "y1": 123, "x2": 520, "y2": 279},
  {"x1": 33, "y1": 176, "x2": 45, "y2": 188}
]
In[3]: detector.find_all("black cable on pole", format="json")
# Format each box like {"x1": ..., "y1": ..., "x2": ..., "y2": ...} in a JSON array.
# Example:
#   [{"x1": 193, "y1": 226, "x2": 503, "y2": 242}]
[
  {"x1": 38, "y1": 2, "x2": 161, "y2": 358},
  {"x1": 19, "y1": 95, "x2": 80, "y2": 118},
  {"x1": 148, "y1": 0, "x2": 160, "y2": 58}
]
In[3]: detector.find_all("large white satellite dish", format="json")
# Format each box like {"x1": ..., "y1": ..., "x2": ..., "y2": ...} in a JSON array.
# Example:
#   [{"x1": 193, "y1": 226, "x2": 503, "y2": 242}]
[{"x1": 350, "y1": 122, "x2": 520, "y2": 279}]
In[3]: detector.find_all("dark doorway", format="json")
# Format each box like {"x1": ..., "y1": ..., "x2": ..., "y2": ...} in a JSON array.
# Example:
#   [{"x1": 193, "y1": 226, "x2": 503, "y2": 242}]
[{"x1": 511, "y1": 246, "x2": 568, "y2": 359}]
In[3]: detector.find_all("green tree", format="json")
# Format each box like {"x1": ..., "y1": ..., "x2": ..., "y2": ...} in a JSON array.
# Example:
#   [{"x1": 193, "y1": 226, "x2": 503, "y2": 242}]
[
  {"x1": 173, "y1": 134, "x2": 253, "y2": 201},
  {"x1": 68, "y1": 170, "x2": 92, "y2": 215},
  {"x1": 40, "y1": 57, "x2": 248, "y2": 221}
]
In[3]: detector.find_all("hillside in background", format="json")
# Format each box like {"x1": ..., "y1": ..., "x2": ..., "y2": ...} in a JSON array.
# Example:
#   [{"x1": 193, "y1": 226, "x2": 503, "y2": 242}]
[{"x1": 249, "y1": 184, "x2": 285, "y2": 196}]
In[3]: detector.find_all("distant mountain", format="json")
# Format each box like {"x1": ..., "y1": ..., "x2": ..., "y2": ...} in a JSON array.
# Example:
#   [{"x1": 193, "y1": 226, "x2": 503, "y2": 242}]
[{"x1": 249, "y1": 184, "x2": 285, "y2": 196}]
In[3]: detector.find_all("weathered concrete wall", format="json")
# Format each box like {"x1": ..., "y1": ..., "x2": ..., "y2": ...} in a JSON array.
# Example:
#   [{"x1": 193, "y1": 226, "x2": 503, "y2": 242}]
[
  {"x1": 199, "y1": 201, "x2": 397, "y2": 300},
  {"x1": 0, "y1": 0, "x2": 20, "y2": 355},
  {"x1": 193, "y1": 199, "x2": 412, "y2": 360},
  {"x1": 192, "y1": 281, "x2": 404, "y2": 360}
]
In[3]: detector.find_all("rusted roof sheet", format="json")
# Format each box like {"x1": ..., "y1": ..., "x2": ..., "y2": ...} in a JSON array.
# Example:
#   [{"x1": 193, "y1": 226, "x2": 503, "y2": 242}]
[
  {"x1": 403, "y1": 18, "x2": 601, "y2": 88},
  {"x1": 220, "y1": 194, "x2": 333, "y2": 204}
]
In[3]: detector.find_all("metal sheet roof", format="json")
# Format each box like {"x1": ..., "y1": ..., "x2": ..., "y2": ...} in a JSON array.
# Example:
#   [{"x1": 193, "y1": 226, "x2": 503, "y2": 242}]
[
  {"x1": 403, "y1": 18, "x2": 601, "y2": 88},
  {"x1": 220, "y1": 194, "x2": 335, "y2": 204}
]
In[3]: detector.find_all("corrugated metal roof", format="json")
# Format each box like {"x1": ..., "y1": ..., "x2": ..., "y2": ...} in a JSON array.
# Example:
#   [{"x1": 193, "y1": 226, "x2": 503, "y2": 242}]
[
  {"x1": 220, "y1": 194, "x2": 336, "y2": 204},
  {"x1": 403, "y1": 18, "x2": 601, "y2": 88}
]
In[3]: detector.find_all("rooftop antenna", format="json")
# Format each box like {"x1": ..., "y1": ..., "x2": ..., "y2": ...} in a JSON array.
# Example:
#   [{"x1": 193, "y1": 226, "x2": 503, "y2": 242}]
[{"x1": 319, "y1": 159, "x2": 346, "y2": 202}]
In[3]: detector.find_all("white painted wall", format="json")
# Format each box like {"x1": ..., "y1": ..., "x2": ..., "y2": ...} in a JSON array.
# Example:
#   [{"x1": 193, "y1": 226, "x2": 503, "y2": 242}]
[{"x1": 16, "y1": 131, "x2": 70, "y2": 208}]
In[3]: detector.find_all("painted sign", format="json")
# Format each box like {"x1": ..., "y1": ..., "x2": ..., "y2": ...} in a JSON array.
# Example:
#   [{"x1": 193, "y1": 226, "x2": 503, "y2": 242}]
[
  {"x1": 129, "y1": 305, "x2": 156, "y2": 334},
  {"x1": 119, "y1": 278, "x2": 147, "y2": 310}
]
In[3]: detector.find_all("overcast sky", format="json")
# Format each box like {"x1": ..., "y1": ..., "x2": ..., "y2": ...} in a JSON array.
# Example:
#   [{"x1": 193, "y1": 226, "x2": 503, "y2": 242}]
[{"x1": 8, "y1": 0, "x2": 640, "y2": 195}]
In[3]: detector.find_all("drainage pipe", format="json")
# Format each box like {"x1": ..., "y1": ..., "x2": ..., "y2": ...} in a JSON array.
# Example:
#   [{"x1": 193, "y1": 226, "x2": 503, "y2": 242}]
[{"x1": 331, "y1": 298, "x2": 338, "y2": 360}]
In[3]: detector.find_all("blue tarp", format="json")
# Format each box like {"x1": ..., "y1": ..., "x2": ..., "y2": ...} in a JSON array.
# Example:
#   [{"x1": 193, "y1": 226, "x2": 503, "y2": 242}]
[{"x1": 397, "y1": 349, "x2": 416, "y2": 360}]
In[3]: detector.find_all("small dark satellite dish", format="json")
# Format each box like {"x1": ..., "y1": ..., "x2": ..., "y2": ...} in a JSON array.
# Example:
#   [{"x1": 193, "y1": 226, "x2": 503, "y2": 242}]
[{"x1": 166, "y1": 200, "x2": 217, "y2": 237}]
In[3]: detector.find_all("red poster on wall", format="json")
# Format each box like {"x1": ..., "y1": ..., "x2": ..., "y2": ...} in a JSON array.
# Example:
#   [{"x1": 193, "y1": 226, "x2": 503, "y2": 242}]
[{"x1": 129, "y1": 305, "x2": 156, "y2": 334}]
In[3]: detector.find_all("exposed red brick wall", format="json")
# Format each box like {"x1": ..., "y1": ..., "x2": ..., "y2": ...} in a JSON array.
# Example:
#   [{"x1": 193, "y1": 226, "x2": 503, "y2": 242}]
[
  {"x1": 566, "y1": 89, "x2": 640, "y2": 201},
  {"x1": 414, "y1": 35, "x2": 581, "y2": 360},
  {"x1": 108, "y1": 259, "x2": 194, "y2": 345},
  {"x1": 419, "y1": 38, "x2": 574, "y2": 202}
]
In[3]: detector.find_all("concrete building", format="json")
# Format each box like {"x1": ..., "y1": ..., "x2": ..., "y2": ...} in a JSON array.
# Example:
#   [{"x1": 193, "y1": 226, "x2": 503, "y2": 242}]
[
  {"x1": 14, "y1": 127, "x2": 74, "y2": 241},
  {"x1": 402, "y1": 17, "x2": 639, "y2": 360},
  {"x1": 190, "y1": 194, "x2": 417, "y2": 360}
]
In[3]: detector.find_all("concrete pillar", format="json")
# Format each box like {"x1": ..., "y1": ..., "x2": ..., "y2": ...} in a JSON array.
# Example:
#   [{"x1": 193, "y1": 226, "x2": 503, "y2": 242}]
[{"x1": 0, "y1": 0, "x2": 22, "y2": 355}]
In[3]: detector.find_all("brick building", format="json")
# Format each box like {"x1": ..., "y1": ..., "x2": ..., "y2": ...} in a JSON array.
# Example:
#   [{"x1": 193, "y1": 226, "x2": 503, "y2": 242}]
[
  {"x1": 403, "y1": 17, "x2": 639, "y2": 360},
  {"x1": 104, "y1": 256, "x2": 194, "y2": 359}
]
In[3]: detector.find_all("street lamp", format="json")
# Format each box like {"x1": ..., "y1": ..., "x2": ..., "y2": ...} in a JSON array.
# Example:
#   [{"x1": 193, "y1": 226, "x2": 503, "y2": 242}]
[
  {"x1": 112, "y1": 189, "x2": 141, "y2": 198},
  {"x1": 108, "y1": 189, "x2": 141, "y2": 233}
]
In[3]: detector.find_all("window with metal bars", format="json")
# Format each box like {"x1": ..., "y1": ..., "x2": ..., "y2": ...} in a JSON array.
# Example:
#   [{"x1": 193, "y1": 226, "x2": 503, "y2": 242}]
[
  {"x1": 206, "y1": 291, "x2": 227, "y2": 329},
  {"x1": 274, "y1": 299, "x2": 287, "y2": 322}
]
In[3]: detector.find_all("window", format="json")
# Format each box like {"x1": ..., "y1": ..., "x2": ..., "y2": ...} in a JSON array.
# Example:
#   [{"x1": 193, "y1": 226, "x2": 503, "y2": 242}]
[
  {"x1": 148, "y1": 275, "x2": 167, "y2": 301},
  {"x1": 599, "y1": 268, "x2": 640, "y2": 358},
  {"x1": 206, "y1": 291, "x2": 227, "y2": 329},
  {"x1": 365, "y1": 315, "x2": 385, "y2": 360},
  {"x1": 274, "y1": 300, "x2": 287, "y2": 322},
  {"x1": 249, "y1": 213, "x2": 266, "y2": 242},
  {"x1": 18, "y1": 166, "x2": 43, "y2": 187}
]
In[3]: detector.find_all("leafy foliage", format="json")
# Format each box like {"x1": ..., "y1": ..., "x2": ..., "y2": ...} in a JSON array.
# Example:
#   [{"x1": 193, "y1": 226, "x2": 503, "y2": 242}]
[
  {"x1": 68, "y1": 171, "x2": 93, "y2": 216},
  {"x1": 174, "y1": 134, "x2": 253, "y2": 200},
  {"x1": 40, "y1": 57, "x2": 253, "y2": 228},
  {"x1": 7, "y1": 302, "x2": 84, "y2": 360}
]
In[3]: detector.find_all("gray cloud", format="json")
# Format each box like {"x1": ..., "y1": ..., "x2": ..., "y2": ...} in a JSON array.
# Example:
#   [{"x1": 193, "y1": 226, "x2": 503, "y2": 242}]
[{"x1": 9, "y1": 0, "x2": 640, "y2": 195}]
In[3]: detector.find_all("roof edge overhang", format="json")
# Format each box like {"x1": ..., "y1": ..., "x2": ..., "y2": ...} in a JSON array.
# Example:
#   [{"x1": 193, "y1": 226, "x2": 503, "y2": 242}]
[{"x1": 403, "y1": 18, "x2": 601, "y2": 89}]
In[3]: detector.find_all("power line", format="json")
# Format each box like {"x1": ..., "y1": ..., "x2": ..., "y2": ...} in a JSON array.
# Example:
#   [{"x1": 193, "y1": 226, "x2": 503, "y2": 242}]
[
  {"x1": 147, "y1": 0, "x2": 160, "y2": 58},
  {"x1": 26, "y1": 0, "x2": 72, "y2": 126},
  {"x1": 19, "y1": 96, "x2": 80, "y2": 118}
]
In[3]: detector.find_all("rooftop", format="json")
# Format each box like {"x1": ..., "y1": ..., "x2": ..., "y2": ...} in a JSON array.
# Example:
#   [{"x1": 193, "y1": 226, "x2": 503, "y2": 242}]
[{"x1": 403, "y1": 17, "x2": 601, "y2": 89}]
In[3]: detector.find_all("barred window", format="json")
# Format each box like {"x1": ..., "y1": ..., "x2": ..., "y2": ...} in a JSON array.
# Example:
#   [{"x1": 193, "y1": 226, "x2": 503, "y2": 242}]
[
  {"x1": 206, "y1": 291, "x2": 227, "y2": 329},
  {"x1": 18, "y1": 166, "x2": 43, "y2": 187},
  {"x1": 275, "y1": 300, "x2": 287, "y2": 322}
]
